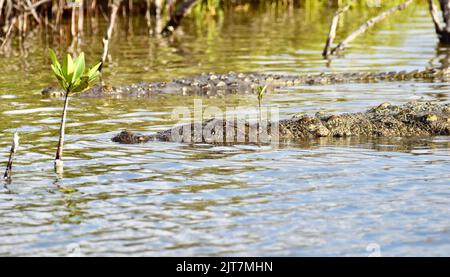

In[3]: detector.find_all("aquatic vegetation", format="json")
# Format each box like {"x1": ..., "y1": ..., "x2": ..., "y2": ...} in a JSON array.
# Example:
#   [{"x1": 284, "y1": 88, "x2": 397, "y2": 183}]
[
  {"x1": 256, "y1": 84, "x2": 268, "y2": 108},
  {"x1": 48, "y1": 49, "x2": 101, "y2": 94},
  {"x1": 48, "y1": 49, "x2": 101, "y2": 174}
]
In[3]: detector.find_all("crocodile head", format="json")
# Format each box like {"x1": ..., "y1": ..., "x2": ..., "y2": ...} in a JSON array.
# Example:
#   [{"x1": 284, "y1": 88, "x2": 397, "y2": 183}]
[{"x1": 112, "y1": 130, "x2": 151, "y2": 144}]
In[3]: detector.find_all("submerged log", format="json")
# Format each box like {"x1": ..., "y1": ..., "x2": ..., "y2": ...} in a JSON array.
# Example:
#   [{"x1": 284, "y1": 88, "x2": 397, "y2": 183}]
[{"x1": 112, "y1": 102, "x2": 450, "y2": 144}]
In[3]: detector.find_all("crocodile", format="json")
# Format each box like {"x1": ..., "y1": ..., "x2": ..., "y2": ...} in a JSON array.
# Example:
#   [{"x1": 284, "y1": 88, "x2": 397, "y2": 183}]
[
  {"x1": 112, "y1": 101, "x2": 450, "y2": 144},
  {"x1": 42, "y1": 68, "x2": 450, "y2": 98}
]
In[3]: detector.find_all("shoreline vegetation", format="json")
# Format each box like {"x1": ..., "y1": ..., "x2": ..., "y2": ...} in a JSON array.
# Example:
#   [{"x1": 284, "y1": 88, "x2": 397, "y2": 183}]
[
  {"x1": 1, "y1": 1, "x2": 444, "y2": 55},
  {"x1": 1, "y1": 1, "x2": 450, "y2": 65},
  {"x1": 0, "y1": 0, "x2": 301, "y2": 48}
]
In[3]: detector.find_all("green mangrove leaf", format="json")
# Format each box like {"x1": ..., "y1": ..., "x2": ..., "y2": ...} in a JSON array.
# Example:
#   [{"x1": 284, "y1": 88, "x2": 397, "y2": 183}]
[
  {"x1": 72, "y1": 52, "x2": 85, "y2": 84},
  {"x1": 51, "y1": 64, "x2": 69, "y2": 90},
  {"x1": 62, "y1": 54, "x2": 74, "y2": 78},
  {"x1": 88, "y1": 70, "x2": 100, "y2": 83},
  {"x1": 72, "y1": 76, "x2": 90, "y2": 93},
  {"x1": 66, "y1": 71, "x2": 74, "y2": 88},
  {"x1": 48, "y1": 48, "x2": 60, "y2": 68},
  {"x1": 60, "y1": 81, "x2": 68, "y2": 91},
  {"x1": 49, "y1": 49, "x2": 100, "y2": 94},
  {"x1": 257, "y1": 85, "x2": 267, "y2": 102},
  {"x1": 51, "y1": 64, "x2": 64, "y2": 80},
  {"x1": 87, "y1": 62, "x2": 102, "y2": 79}
]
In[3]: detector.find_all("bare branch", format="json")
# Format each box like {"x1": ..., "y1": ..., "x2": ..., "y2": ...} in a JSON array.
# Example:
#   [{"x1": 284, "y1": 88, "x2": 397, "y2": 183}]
[
  {"x1": 330, "y1": 0, "x2": 414, "y2": 56},
  {"x1": 161, "y1": 0, "x2": 199, "y2": 37},
  {"x1": 0, "y1": 17, "x2": 16, "y2": 49},
  {"x1": 101, "y1": 0, "x2": 122, "y2": 71},
  {"x1": 25, "y1": 0, "x2": 51, "y2": 11},
  {"x1": 322, "y1": 4, "x2": 350, "y2": 58}
]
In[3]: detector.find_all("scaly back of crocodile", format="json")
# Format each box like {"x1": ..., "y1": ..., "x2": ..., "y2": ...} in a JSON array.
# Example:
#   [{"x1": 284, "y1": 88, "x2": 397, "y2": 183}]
[
  {"x1": 112, "y1": 102, "x2": 450, "y2": 144},
  {"x1": 42, "y1": 68, "x2": 450, "y2": 98}
]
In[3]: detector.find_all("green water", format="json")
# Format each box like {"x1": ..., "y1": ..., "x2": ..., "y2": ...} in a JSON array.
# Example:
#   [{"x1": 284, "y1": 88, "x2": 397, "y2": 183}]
[{"x1": 0, "y1": 2, "x2": 449, "y2": 256}]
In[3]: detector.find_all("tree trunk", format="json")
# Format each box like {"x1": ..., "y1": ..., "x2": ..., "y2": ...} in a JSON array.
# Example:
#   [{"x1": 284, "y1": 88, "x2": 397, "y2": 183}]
[{"x1": 430, "y1": 0, "x2": 450, "y2": 43}]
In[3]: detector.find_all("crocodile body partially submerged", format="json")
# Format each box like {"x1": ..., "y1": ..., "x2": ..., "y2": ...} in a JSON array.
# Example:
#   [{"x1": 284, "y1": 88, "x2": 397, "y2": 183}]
[
  {"x1": 42, "y1": 68, "x2": 450, "y2": 98},
  {"x1": 112, "y1": 102, "x2": 450, "y2": 144}
]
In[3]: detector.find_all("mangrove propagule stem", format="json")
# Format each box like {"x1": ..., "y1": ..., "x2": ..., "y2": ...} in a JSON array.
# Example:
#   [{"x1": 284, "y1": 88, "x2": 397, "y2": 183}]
[
  {"x1": 3, "y1": 132, "x2": 19, "y2": 180},
  {"x1": 55, "y1": 91, "x2": 70, "y2": 174}
]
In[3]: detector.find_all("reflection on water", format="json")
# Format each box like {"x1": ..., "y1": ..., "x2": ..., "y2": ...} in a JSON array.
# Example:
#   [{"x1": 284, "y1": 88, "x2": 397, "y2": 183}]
[{"x1": 0, "y1": 3, "x2": 450, "y2": 256}]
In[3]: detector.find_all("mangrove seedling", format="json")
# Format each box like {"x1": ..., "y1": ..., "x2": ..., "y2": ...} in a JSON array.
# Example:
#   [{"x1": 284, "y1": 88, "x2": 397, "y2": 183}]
[
  {"x1": 256, "y1": 84, "x2": 268, "y2": 123},
  {"x1": 3, "y1": 132, "x2": 19, "y2": 181},
  {"x1": 48, "y1": 49, "x2": 101, "y2": 174},
  {"x1": 256, "y1": 84, "x2": 268, "y2": 108}
]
